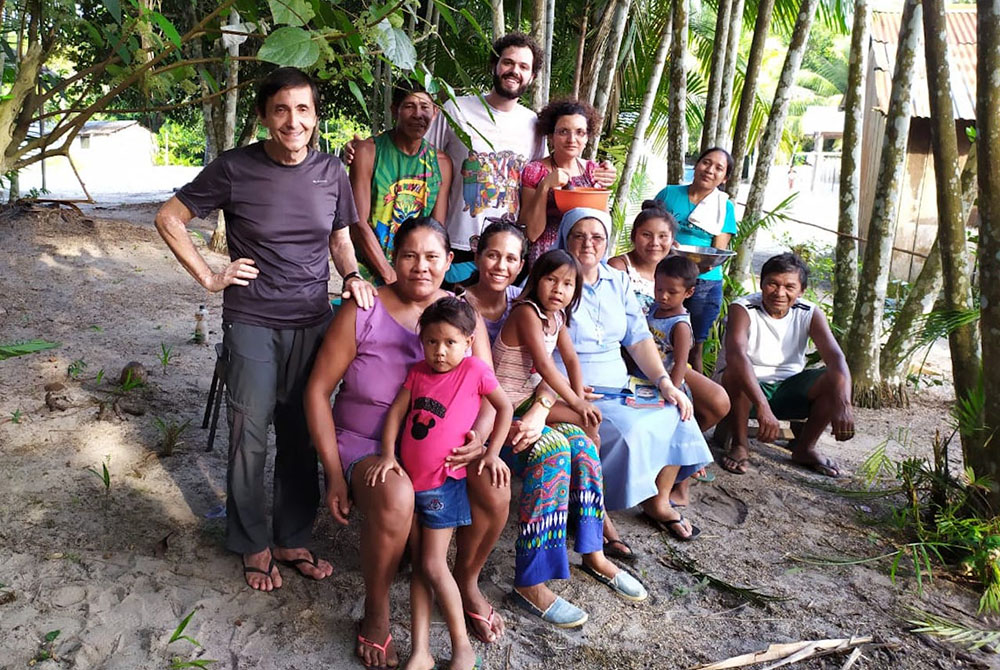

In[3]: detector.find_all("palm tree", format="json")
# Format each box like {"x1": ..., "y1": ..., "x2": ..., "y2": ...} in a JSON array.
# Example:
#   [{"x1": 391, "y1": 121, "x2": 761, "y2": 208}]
[
  {"x1": 701, "y1": 0, "x2": 733, "y2": 149},
  {"x1": 832, "y1": 0, "x2": 869, "y2": 335},
  {"x1": 491, "y1": 0, "x2": 506, "y2": 40},
  {"x1": 724, "y1": 0, "x2": 775, "y2": 198},
  {"x1": 727, "y1": 0, "x2": 821, "y2": 286},
  {"x1": 666, "y1": 0, "x2": 689, "y2": 182},
  {"x1": 977, "y1": 0, "x2": 1000, "y2": 505},
  {"x1": 589, "y1": 0, "x2": 634, "y2": 158},
  {"x1": 715, "y1": 0, "x2": 746, "y2": 149},
  {"x1": 922, "y1": 0, "x2": 981, "y2": 451},
  {"x1": 844, "y1": 0, "x2": 920, "y2": 409}
]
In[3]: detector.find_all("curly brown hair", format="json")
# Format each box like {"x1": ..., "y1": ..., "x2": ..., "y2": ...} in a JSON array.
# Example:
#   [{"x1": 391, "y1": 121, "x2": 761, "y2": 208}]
[{"x1": 536, "y1": 99, "x2": 601, "y2": 137}]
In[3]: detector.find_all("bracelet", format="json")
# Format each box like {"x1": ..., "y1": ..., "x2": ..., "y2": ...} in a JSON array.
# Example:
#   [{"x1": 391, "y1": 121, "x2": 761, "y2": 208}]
[
  {"x1": 342, "y1": 271, "x2": 360, "y2": 284},
  {"x1": 655, "y1": 374, "x2": 670, "y2": 388}
]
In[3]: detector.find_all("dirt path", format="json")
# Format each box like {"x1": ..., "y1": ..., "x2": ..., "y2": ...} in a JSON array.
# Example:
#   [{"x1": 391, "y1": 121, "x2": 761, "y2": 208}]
[{"x1": 0, "y1": 206, "x2": 995, "y2": 669}]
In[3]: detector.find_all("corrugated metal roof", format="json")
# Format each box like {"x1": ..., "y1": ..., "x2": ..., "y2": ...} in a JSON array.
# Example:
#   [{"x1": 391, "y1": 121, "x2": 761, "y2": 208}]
[{"x1": 869, "y1": 9, "x2": 977, "y2": 120}]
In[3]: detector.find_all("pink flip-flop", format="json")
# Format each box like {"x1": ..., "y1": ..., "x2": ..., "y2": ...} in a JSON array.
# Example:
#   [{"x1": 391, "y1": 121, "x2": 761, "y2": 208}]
[{"x1": 465, "y1": 605, "x2": 496, "y2": 643}]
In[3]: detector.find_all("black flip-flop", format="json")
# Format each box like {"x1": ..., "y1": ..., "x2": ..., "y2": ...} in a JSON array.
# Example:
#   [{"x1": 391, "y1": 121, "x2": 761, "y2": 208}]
[
  {"x1": 720, "y1": 455, "x2": 750, "y2": 475},
  {"x1": 640, "y1": 511, "x2": 701, "y2": 542},
  {"x1": 276, "y1": 550, "x2": 327, "y2": 579},
  {"x1": 242, "y1": 556, "x2": 277, "y2": 588},
  {"x1": 603, "y1": 538, "x2": 639, "y2": 561}
]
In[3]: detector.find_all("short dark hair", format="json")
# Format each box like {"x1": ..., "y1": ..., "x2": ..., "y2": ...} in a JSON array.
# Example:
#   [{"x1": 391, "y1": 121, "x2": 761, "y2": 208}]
[
  {"x1": 391, "y1": 81, "x2": 430, "y2": 109},
  {"x1": 255, "y1": 67, "x2": 319, "y2": 117},
  {"x1": 489, "y1": 32, "x2": 543, "y2": 76},
  {"x1": 656, "y1": 255, "x2": 699, "y2": 288},
  {"x1": 536, "y1": 99, "x2": 601, "y2": 137},
  {"x1": 393, "y1": 217, "x2": 451, "y2": 263},
  {"x1": 476, "y1": 220, "x2": 526, "y2": 260},
  {"x1": 696, "y1": 146, "x2": 735, "y2": 180},
  {"x1": 419, "y1": 296, "x2": 478, "y2": 337},
  {"x1": 632, "y1": 199, "x2": 678, "y2": 242},
  {"x1": 761, "y1": 252, "x2": 809, "y2": 289},
  {"x1": 518, "y1": 249, "x2": 583, "y2": 326}
]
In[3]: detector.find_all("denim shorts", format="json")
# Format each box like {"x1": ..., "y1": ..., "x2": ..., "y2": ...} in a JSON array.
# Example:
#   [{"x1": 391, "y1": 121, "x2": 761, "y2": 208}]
[
  {"x1": 414, "y1": 477, "x2": 472, "y2": 529},
  {"x1": 684, "y1": 279, "x2": 724, "y2": 342}
]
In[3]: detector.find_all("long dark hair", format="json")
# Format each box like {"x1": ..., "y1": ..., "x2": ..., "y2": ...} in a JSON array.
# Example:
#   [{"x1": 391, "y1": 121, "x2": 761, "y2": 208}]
[
  {"x1": 695, "y1": 146, "x2": 735, "y2": 182},
  {"x1": 517, "y1": 249, "x2": 583, "y2": 326}
]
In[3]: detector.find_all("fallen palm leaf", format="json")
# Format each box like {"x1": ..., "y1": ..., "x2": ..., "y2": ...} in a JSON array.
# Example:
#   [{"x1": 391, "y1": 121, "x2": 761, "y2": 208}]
[
  {"x1": 840, "y1": 647, "x2": 863, "y2": 669},
  {"x1": 689, "y1": 636, "x2": 872, "y2": 670},
  {"x1": 0, "y1": 339, "x2": 60, "y2": 360},
  {"x1": 907, "y1": 607, "x2": 1000, "y2": 652},
  {"x1": 659, "y1": 544, "x2": 788, "y2": 606}
]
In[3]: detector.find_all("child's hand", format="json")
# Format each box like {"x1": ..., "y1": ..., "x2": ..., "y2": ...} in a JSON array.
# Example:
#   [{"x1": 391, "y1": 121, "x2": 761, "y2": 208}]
[
  {"x1": 573, "y1": 399, "x2": 603, "y2": 428},
  {"x1": 365, "y1": 456, "x2": 402, "y2": 487},
  {"x1": 477, "y1": 454, "x2": 510, "y2": 488}
]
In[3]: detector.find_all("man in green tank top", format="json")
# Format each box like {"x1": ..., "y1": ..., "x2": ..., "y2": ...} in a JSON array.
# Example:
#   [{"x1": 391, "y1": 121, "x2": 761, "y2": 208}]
[{"x1": 349, "y1": 84, "x2": 453, "y2": 284}]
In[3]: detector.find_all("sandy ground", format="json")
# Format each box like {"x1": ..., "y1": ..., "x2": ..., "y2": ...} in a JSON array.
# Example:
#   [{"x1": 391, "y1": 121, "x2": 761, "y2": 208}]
[{"x1": 1, "y1": 204, "x2": 998, "y2": 670}]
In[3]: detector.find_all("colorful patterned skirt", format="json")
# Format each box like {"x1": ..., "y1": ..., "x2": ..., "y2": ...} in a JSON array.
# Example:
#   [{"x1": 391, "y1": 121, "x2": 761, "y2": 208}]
[{"x1": 507, "y1": 423, "x2": 604, "y2": 587}]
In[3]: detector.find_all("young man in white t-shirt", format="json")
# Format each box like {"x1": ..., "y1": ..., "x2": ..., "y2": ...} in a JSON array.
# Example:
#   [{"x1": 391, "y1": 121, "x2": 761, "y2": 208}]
[{"x1": 716, "y1": 253, "x2": 854, "y2": 477}]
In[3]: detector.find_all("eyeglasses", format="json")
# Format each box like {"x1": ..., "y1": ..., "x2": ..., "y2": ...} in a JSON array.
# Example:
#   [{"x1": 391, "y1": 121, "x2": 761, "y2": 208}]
[
  {"x1": 568, "y1": 233, "x2": 606, "y2": 246},
  {"x1": 555, "y1": 128, "x2": 589, "y2": 139}
]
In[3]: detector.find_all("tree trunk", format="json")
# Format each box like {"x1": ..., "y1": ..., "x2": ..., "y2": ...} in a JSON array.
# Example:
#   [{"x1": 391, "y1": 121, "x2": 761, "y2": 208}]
[
  {"x1": 666, "y1": 0, "x2": 688, "y2": 183},
  {"x1": 724, "y1": 0, "x2": 775, "y2": 198},
  {"x1": 832, "y1": 0, "x2": 869, "y2": 335},
  {"x1": 844, "y1": 0, "x2": 920, "y2": 409},
  {"x1": 587, "y1": 0, "x2": 632, "y2": 159},
  {"x1": 222, "y1": 9, "x2": 240, "y2": 153},
  {"x1": 727, "y1": 0, "x2": 820, "y2": 286},
  {"x1": 880, "y1": 140, "x2": 979, "y2": 382},
  {"x1": 543, "y1": 0, "x2": 555, "y2": 104},
  {"x1": 923, "y1": 0, "x2": 982, "y2": 451},
  {"x1": 572, "y1": 7, "x2": 590, "y2": 99},
  {"x1": 582, "y1": 0, "x2": 619, "y2": 107},
  {"x1": 716, "y1": 0, "x2": 745, "y2": 149},
  {"x1": 612, "y1": 15, "x2": 671, "y2": 222},
  {"x1": 701, "y1": 0, "x2": 733, "y2": 150},
  {"x1": 976, "y1": 0, "x2": 1000, "y2": 502},
  {"x1": 531, "y1": 0, "x2": 546, "y2": 109},
  {"x1": 491, "y1": 0, "x2": 506, "y2": 41}
]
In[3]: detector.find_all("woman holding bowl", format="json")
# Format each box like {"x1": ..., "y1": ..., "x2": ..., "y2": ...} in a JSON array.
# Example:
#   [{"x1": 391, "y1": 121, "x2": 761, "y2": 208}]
[
  {"x1": 654, "y1": 147, "x2": 738, "y2": 373},
  {"x1": 519, "y1": 100, "x2": 614, "y2": 268},
  {"x1": 556, "y1": 207, "x2": 714, "y2": 540}
]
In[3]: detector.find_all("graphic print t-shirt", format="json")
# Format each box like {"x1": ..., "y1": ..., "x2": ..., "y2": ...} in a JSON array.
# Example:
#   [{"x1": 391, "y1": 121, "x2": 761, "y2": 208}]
[
  {"x1": 426, "y1": 95, "x2": 544, "y2": 251},
  {"x1": 361, "y1": 132, "x2": 442, "y2": 281},
  {"x1": 399, "y1": 356, "x2": 499, "y2": 492}
]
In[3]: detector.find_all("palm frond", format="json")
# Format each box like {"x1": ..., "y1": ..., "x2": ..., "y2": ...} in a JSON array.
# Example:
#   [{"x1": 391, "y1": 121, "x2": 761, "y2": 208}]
[{"x1": 907, "y1": 608, "x2": 1000, "y2": 651}]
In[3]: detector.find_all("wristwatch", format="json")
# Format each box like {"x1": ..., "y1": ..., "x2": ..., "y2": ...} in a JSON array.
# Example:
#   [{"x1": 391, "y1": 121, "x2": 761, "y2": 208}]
[
  {"x1": 342, "y1": 271, "x2": 360, "y2": 284},
  {"x1": 534, "y1": 395, "x2": 554, "y2": 409}
]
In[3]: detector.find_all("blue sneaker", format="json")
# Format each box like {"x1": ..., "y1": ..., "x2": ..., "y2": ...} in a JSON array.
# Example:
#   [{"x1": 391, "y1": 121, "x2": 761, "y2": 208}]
[
  {"x1": 511, "y1": 590, "x2": 588, "y2": 628},
  {"x1": 581, "y1": 564, "x2": 648, "y2": 602}
]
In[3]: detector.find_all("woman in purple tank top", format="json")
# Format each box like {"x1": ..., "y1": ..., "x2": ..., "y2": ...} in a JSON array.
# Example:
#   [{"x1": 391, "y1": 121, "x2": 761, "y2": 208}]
[{"x1": 305, "y1": 218, "x2": 540, "y2": 668}]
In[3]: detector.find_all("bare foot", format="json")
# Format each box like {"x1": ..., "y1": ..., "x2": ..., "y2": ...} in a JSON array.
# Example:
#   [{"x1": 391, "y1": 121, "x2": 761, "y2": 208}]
[
  {"x1": 721, "y1": 443, "x2": 751, "y2": 475},
  {"x1": 670, "y1": 479, "x2": 691, "y2": 507},
  {"x1": 242, "y1": 548, "x2": 281, "y2": 591},
  {"x1": 402, "y1": 650, "x2": 435, "y2": 670},
  {"x1": 790, "y1": 446, "x2": 841, "y2": 477},
  {"x1": 449, "y1": 641, "x2": 477, "y2": 670},
  {"x1": 357, "y1": 616, "x2": 399, "y2": 668},
  {"x1": 272, "y1": 546, "x2": 333, "y2": 580}
]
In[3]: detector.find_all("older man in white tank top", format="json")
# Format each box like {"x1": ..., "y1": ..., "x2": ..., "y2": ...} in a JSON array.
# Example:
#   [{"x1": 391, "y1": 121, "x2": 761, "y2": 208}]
[{"x1": 715, "y1": 253, "x2": 854, "y2": 477}]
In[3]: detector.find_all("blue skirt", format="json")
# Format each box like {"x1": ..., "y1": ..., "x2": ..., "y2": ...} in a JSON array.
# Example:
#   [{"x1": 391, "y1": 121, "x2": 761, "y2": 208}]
[{"x1": 596, "y1": 398, "x2": 713, "y2": 510}]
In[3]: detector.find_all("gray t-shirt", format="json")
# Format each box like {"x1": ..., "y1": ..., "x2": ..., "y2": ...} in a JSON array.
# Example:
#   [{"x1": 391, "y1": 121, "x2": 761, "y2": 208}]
[{"x1": 177, "y1": 142, "x2": 358, "y2": 329}]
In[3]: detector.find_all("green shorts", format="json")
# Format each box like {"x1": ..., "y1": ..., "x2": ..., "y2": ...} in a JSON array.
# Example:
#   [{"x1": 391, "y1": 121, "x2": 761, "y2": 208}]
[{"x1": 753, "y1": 367, "x2": 826, "y2": 421}]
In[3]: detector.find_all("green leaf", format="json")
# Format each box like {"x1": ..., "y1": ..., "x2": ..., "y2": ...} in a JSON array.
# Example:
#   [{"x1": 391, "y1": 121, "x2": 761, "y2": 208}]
[
  {"x1": 0, "y1": 339, "x2": 60, "y2": 361},
  {"x1": 82, "y1": 21, "x2": 106, "y2": 48},
  {"x1": 103, "y1": 0, "x2": 121, "y2": 23},
  {"x1": 457, "y1": 8, "x2": 489, "y2": 44},
  {"x1": 44, "y1": 630, "x2": 60, "y2": 642},
  {"x1": 347, "y1": 80, "x2": 369, "y2": 118},
  {"x1": 268, "y1": 0, "x2": 315, "y2": 27},
  {"x1": 373, "y1": 20, "x2": 416, "y2": 70},
  {"x1": 258, "y1": 26, "x2": 320, "y2": 67},
  {"x1": 150, "y1": 11, "x2": 182, "y2": 48},
  {"x1": 432, "y1": 0, "x2": 458, "y2": 35}
]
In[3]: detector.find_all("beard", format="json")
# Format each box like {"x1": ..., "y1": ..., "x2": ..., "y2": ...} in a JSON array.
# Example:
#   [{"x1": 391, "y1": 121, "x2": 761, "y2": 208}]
[{"x1": 492, "y1": 72, "x2": 530, "y2": 100}]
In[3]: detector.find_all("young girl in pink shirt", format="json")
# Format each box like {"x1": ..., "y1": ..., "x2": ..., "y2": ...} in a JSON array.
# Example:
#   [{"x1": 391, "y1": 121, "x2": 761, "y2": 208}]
[{"x1": 368, "y1": 296, "x2": 512, "y2": 670}]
